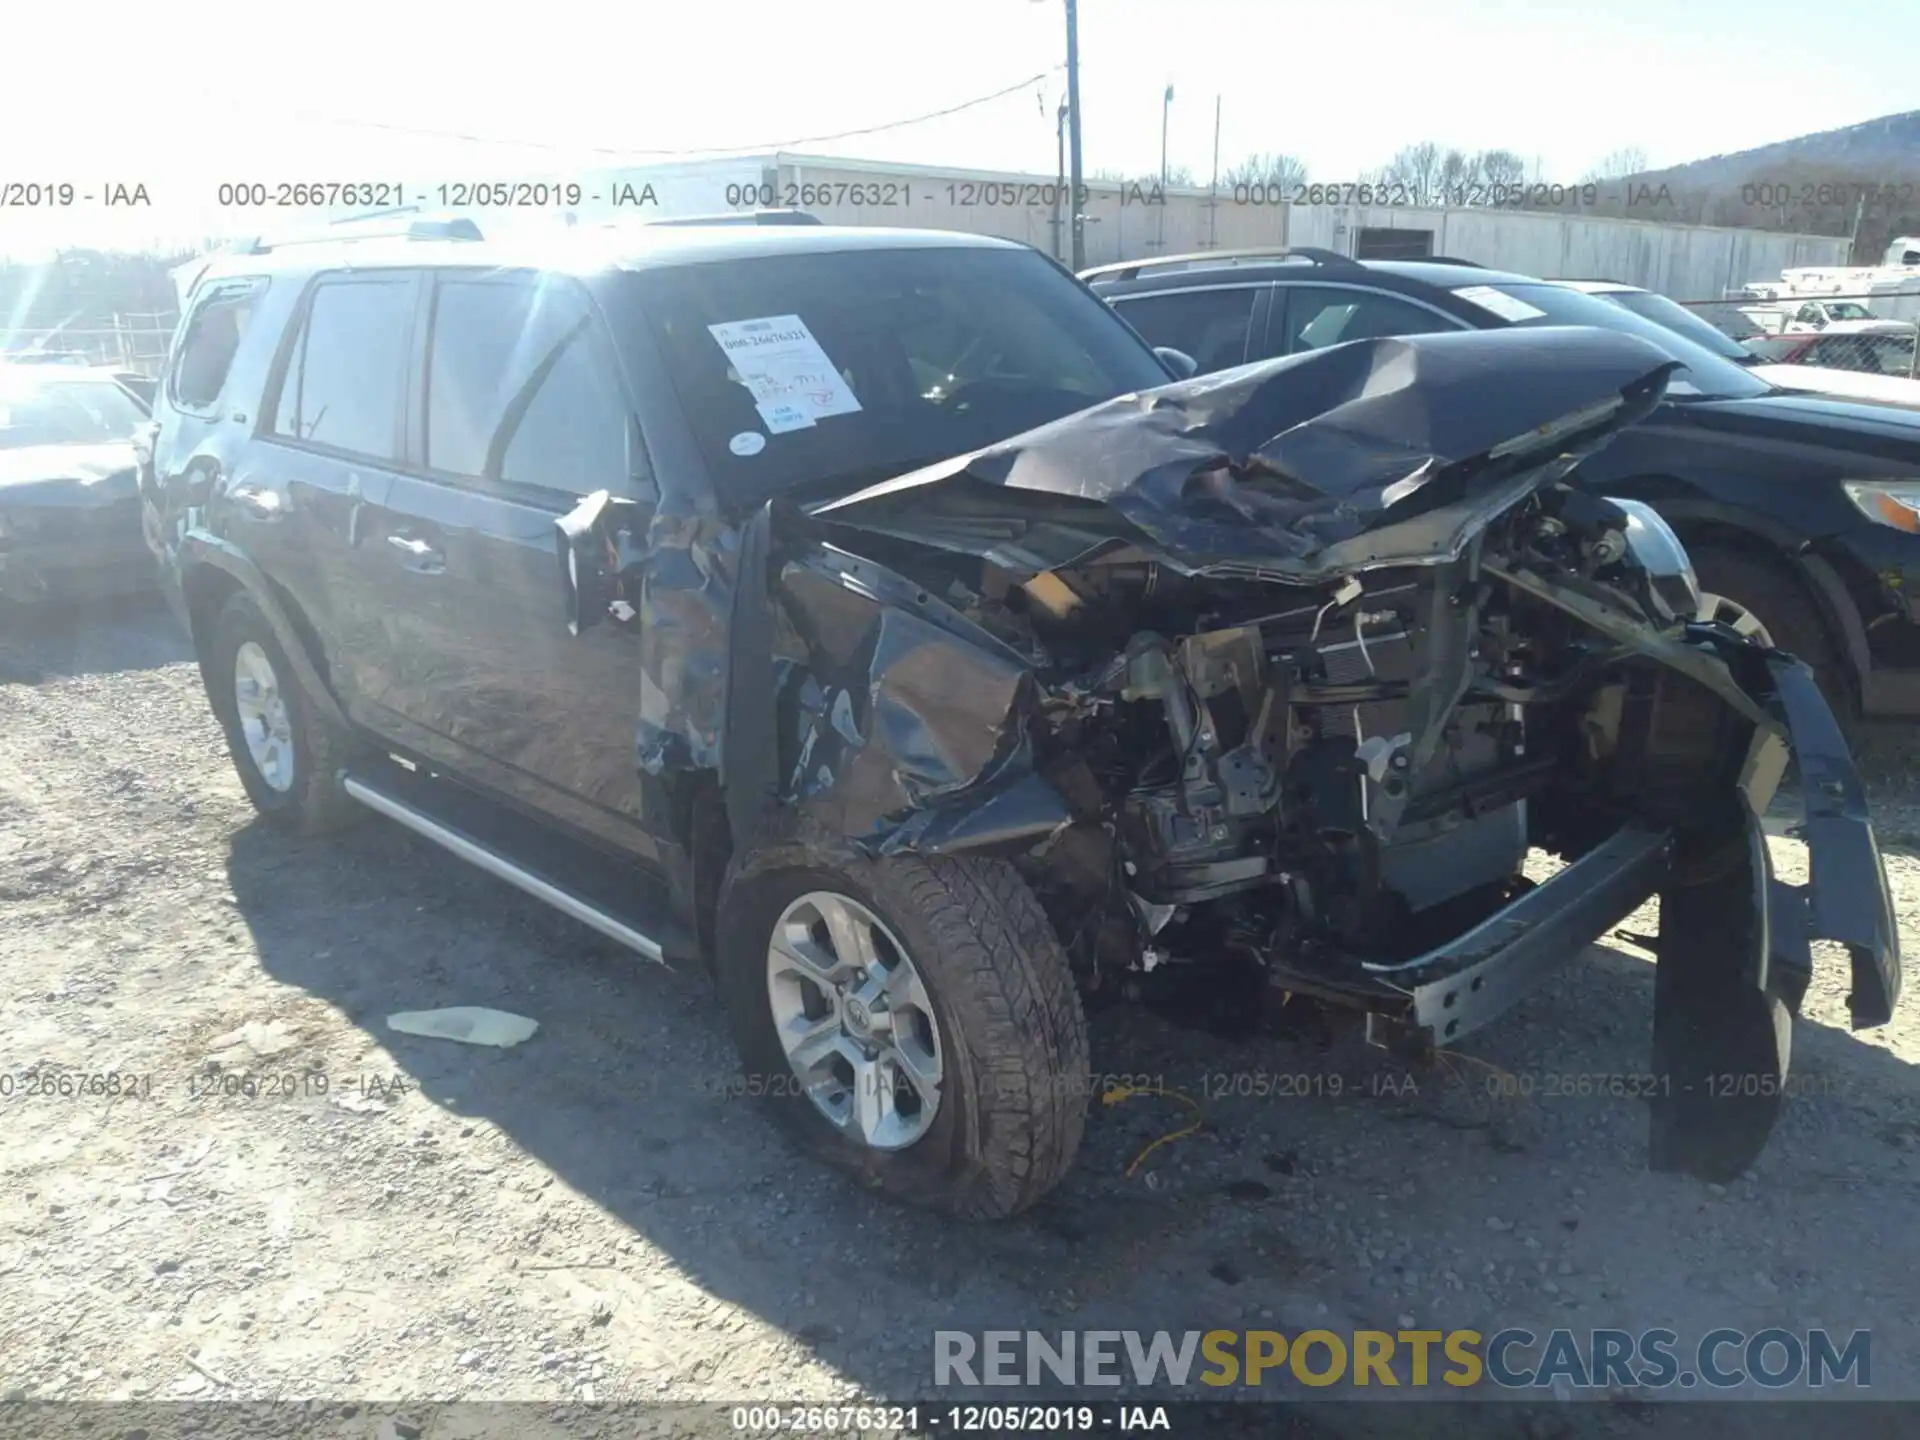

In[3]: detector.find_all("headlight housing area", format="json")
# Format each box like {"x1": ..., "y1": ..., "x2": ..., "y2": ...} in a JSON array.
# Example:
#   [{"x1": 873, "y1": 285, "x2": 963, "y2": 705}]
[
  {"x1": 1606, "y1": 496, "x2": 1702, "y2": 624},
  {"x1": 1843, "y1": 480, "x2": 1920, "y2": 534}
]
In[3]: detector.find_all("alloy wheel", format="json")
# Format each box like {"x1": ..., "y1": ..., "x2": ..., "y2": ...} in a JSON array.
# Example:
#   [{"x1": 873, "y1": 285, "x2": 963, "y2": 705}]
[
  {"x1": 232, "y1": 640, "x2": 296, "y2": 792},
  {"x1": 765, "y1": 890, "x2": 944, "y2": 1150},
  {"x1": 1694, "y1": 591, "x2": 1775, "y2": 648}
]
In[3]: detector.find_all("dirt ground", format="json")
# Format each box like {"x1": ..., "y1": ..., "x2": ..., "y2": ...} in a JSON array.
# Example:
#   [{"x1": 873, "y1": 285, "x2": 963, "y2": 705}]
[{"x1": 4, "y1": 594, "x2": 1920, "y2": 1439}]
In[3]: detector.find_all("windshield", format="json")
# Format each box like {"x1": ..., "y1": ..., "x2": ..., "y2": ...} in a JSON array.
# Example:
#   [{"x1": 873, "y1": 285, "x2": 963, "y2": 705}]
[
  {"x1": 630, "y1": 245, "x2": 1172, "y2": 506},
  {"x1": 1451, "y1": 283, "x2": 1771, "y2": 400},
  {"x1": 0, "y1": 372, "x2": 148, "y2": 450},
  {"x1": 1827, "y1": 302, "x2": 1873, "y2": 321},
  {"x1": 1601, "y1": 290, "x2": 1758, "y2": 362}
]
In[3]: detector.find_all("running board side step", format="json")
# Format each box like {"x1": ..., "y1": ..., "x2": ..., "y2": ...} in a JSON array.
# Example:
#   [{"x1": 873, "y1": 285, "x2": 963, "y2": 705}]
[{"x1": 341, "y1": 774, "x2": 677, "y2": 964}]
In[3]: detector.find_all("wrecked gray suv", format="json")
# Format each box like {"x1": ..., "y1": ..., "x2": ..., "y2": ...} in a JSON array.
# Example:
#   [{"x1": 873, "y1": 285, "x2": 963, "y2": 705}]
[{"x1": 141, "y1": 221, "x2": 1900, "y2": 1218}]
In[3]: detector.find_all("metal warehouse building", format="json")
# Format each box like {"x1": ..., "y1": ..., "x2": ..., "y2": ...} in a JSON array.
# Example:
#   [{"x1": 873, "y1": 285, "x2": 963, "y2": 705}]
[{"x1": 554, "y1": 151, "x2": 1847, "y2": 303}]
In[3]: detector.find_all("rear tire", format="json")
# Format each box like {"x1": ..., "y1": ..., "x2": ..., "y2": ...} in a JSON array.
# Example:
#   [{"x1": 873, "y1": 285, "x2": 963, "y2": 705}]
[
  {"x1": 715, "y1": 836, "x2": 1088, "y2": 1218},
  {"x1": 206, "y1": 589, "x2": 362, "y2": 835}
]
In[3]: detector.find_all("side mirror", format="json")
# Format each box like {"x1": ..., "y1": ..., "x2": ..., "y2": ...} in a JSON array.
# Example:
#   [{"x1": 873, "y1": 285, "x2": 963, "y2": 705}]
[
  {"x1": 555, "y1": 489, "x2": 644, "y2": 635},
  {"x1": 1155, "y1": 346, "x2": 1199, "y2": 379}
]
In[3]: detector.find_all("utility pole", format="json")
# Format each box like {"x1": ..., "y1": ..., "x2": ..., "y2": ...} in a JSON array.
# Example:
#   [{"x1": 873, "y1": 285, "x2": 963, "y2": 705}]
[
  {"x1": 1065, "y1": 0, "x2": 1085, "y2": 270},
  {"x1": 1053, "y1": 101, "x2": 1068, "y2": 261},
  {"x1": 1161, "y1": 85, "x2": 1173, "y2": 188},
  {"x1": 1208, "y1": 94, "x2": 1221, "y2": 250},
  {"x1": 1158, "y1": 84, "x2": 1173, "y2": 253}
]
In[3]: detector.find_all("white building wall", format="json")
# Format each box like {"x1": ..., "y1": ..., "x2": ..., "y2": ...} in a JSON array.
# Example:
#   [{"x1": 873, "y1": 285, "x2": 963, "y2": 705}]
[
  {"x1": 562, "y1": 153, "x2": 1846, "y2": 302},
  {"x1": 771, "y1": 155, "x2": 1286, "y2": 266},
  {"x1": 1283, "y1": 205, "x2": 1848, "y2": 300}
]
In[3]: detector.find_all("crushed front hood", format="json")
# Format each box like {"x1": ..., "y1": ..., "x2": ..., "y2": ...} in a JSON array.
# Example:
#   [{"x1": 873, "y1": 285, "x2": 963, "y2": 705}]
[{"x1": 810, "y1": 327, "x2": 1676, "y2": 581}]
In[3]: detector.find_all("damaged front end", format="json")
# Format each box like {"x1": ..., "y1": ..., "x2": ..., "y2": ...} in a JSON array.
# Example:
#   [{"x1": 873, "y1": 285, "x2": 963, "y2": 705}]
[
  {"x1": 621, "y1": 326, "x2": 1901, "y2": 1183},
  {"x1": 0, "y1": 445, "x2": 150, "y2": 604}
]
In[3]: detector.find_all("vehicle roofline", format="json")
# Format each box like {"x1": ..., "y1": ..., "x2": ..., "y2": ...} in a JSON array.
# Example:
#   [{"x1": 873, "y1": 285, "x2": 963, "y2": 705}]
[{"x1": 184, "y1": 223, "x2": 1028, "y2": 290}]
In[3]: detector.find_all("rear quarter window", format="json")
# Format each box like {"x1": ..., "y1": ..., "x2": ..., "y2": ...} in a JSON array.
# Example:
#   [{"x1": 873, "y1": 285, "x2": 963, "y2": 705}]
[{"x1": 169, "y1": 283, "x2": 265, "y2": 411}]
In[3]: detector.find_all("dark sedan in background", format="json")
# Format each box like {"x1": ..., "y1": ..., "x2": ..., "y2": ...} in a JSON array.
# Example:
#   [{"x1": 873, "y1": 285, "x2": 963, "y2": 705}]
[
  {"x1": 0, "y1": 364, "x2": 155, "y2": 604},
  {"x1": 1086, "y1": 250, "x2": 1920, "y2": 723}
]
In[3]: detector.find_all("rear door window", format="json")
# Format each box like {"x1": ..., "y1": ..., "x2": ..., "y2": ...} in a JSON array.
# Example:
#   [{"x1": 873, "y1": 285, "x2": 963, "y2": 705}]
[
  {"x1": 1279, "y1": 286, "x2": 1461, "y2": 353},
  {"x1": 423, "y1": 274, "x2": 633, "y2": 491},
  {"x1": 272, "y1": 276, "x2": 417, "y2": 460},
  {"x1": 1108, "y1": 287, "x2": 1260, "y2": 374}
]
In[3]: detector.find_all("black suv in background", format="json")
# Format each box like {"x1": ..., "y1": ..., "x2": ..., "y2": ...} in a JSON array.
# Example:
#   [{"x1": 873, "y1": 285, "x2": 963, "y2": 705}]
[
  {"x1": 138, "y1": 220, "x2": 1898, "y2": 1215},
  {"x1": 1087, "y1": 248, "x2": 1920, "y2": 723}
]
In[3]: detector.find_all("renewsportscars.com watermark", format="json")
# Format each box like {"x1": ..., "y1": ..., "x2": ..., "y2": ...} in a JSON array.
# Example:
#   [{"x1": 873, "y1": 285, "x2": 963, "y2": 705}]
[{"x1": 934, "y1": 1328, "x2": 1872, "y2": 1391}]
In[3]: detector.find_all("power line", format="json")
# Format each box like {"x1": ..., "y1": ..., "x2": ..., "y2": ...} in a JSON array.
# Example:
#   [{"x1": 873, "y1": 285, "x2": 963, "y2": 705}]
[{"x1": 224, "y1": 70, "x2": 1065, "y2": 162}]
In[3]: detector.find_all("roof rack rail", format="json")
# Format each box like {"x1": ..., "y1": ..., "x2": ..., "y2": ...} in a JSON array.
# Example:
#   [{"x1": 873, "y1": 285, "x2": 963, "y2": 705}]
[
  {"x1": 644, "y1": 209, "x2": 824, "y2": 227},
  {"x1": 232, "y1": 214, "x2": 484, "y2": 255},
  {"x1": 1421, "y1": 255, "x2": 1486, "y2": 267},
  {"x1": 1078, "y1": 246, "x2": 1359, "y2": 282}
]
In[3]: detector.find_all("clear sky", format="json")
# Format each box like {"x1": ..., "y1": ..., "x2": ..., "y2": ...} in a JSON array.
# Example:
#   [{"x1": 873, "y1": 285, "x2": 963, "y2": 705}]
[{"x1": 2, "y1": 0, "x2": 1914, "y2": 254}]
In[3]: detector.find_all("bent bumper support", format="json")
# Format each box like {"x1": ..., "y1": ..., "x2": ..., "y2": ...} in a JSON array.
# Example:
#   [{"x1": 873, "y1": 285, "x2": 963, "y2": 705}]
[{"x1": 1361, "y1": 825, "x2": 1672, "y2": 1048}]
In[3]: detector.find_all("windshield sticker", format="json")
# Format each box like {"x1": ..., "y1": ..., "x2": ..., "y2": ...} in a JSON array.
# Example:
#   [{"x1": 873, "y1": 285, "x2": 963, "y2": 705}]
[
  {"x1": 1453, "y1": 285, "x2": 1549, "y2": 323},
  {"x1": 728, "y1": 430, "x2": 768, "y2": 456},
  {"x1": 756, "y1": 401, "x2": 815, "y2": 433},
  {"x1": 709, "y1": 315, "x2": 863, "y2": 422}
]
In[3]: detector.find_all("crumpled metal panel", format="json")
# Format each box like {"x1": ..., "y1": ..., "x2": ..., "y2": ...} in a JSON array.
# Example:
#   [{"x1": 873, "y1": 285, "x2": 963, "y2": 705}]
[
  {"x1": 809, "y1": 327, "x2": 1677, "y2": 581},
  {"x1": 633, "y1": 508, "x2": 739, "y2": 777},
  {"x1": 773, "y1": 556, "x2": 1067, "y2": 854}
]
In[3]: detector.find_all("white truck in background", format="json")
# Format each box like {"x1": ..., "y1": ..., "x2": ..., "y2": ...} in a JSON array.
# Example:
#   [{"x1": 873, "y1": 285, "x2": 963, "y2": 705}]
[{"x1": 1734, "y1": 235, "x2": 1920, "y2": 331}]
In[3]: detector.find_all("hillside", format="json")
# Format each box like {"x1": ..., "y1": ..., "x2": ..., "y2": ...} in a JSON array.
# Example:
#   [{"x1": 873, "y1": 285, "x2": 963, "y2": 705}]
[{"x1": 1563, "y1": 110, "x2": 1920, "y2": 261}]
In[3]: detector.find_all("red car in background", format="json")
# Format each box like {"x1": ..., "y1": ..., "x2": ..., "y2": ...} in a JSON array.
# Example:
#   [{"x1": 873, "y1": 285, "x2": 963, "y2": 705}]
[{"x1": 1746, "y1": 329, "x2": 1918, "y2": 377}]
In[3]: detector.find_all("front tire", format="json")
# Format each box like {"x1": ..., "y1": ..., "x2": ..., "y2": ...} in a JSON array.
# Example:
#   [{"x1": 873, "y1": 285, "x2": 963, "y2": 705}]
[
  {"x1": 715, "y1": 838, "x2": 1089, "y2": 1218},
  {"x1": 206, "y1": 589, "x2": 361, "y2": 834}
]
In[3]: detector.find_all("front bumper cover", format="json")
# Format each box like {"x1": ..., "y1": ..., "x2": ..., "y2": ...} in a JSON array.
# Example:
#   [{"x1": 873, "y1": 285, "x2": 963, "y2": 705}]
[{"x1": 0, "y1": 510, "x2": 154, "y2": 602}]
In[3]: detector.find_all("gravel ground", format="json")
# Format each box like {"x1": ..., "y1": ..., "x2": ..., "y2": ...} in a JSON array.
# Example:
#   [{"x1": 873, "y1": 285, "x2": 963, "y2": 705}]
[{"x1": 4, "y1": 595, "x2": 1920, "y2": 1439}]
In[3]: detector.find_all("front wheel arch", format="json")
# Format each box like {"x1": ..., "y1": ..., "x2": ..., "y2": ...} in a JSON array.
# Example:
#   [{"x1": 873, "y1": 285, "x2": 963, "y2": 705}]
[{"x1": 176, "y1": 545, "x2": 353, "y2": 735}]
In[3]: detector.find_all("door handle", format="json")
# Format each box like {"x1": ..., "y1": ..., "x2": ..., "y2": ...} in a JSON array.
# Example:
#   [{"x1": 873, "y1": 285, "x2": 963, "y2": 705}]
[{"x1": 387, "y1": 533, "x2": 445, "y2": 573}]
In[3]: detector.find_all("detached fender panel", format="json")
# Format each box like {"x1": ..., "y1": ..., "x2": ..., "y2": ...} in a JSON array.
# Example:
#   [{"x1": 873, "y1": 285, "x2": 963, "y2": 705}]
[
  {"x1": 1489, "y1": 557, "x2": 1900, "y2": 1027},
  {"x1": 1765, "y1": 652, "x2": 1901, "y2": 1026}
]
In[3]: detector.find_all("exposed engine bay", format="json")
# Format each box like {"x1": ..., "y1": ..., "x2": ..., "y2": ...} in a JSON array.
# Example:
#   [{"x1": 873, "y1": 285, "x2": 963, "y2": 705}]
[{"x1": 797, "y1": 482, "x2": 1733, "y2": 1023}]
